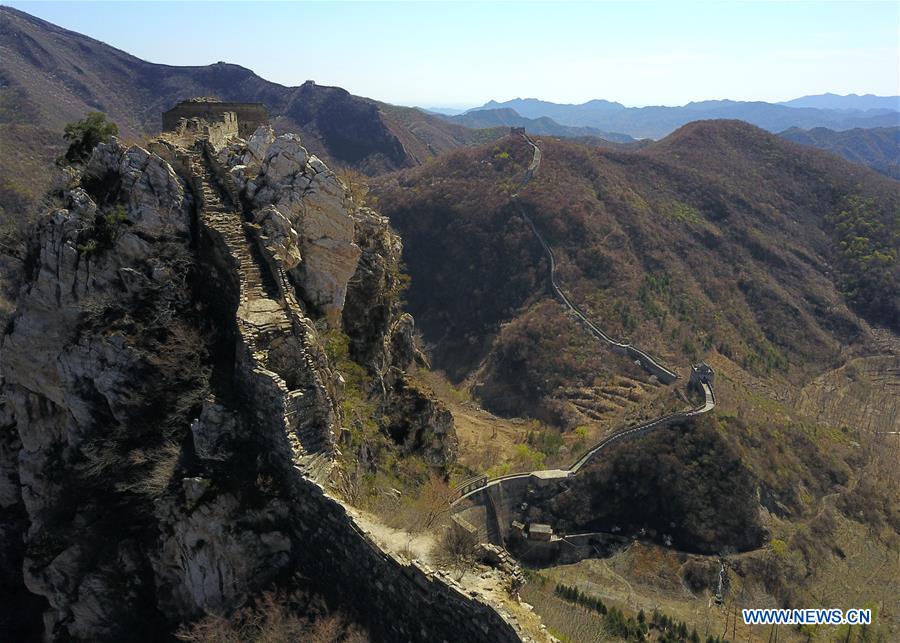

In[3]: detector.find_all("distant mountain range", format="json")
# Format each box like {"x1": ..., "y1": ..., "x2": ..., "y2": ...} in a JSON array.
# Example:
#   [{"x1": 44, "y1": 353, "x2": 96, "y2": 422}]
[
  {"x1": 432, "y1": 107, "x2": 635, "y2": 144},
  {"x1": 779, "y1": 93, "x2": 900, "y2": 111},
  {"x1": 778, "y1": 126, "x2": 900, "y2": 180},
  {"x1": 2, "y1": 3, "x2": 897, "y2": 229},
  {"x1": 468, "y1": 96, "x2": 900, "y2": 139},
  {"x1": 421, "y1": 107, "x2": 467, "y2": 116}
]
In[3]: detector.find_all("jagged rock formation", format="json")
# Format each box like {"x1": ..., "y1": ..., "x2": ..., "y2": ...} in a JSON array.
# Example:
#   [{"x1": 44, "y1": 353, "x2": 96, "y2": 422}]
[
  {"x1": 343, "y1": 206, "x2": 413, "y2": 371},
  {"x1": 383, "y1": 374, "x2": 458, "y2": 464},
  {"x1": 2, "y1": 142, "x2": 207, "y2": 639},
  {"x1": 214, "y1": 126, "x2": 457, "y2": 463},
  {"x1": 0, "y1": 126, "x2": 518, "y2": 641},
  {"x1": 219, "y1": 129, "x2": 362, "y2": 327}
]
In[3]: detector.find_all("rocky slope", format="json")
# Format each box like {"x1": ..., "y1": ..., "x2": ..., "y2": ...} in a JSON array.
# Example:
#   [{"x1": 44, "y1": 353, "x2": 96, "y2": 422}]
[{"x1": 0, "y1": 124, "x2": 544, "y2": 641}]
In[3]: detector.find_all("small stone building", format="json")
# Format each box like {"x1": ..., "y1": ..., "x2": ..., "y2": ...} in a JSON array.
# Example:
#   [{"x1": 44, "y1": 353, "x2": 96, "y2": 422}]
[
  {"x1": 162, "y1": 99, "x2": 269, "y2": 137},
  {"x1": 510, "y1": 126, "x2": 527, "y2": 136}
]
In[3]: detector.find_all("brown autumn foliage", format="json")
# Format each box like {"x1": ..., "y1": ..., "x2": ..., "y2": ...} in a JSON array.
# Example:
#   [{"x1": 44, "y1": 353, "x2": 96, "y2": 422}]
[
  {"x1": 374, "y1": 122, "x2": 898, "y2": 428},
  {"x1": 475, "y1": 299, "x2": 646, "y2": 426}
]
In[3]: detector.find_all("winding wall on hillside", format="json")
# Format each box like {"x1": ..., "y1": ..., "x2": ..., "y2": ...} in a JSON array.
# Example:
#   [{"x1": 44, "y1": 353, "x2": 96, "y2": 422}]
[
  {"x1": 516, "y1": 134, "x2": 679, "y2": 384},
  {"x1": 452, "y1": 133, "x2": 716, "y2": 546}
]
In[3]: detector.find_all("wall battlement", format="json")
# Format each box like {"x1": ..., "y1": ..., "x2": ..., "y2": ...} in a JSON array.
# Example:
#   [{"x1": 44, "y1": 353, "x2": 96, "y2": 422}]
[{"x1": 162, "y1": 100, "x2": 269, "y2": 137}]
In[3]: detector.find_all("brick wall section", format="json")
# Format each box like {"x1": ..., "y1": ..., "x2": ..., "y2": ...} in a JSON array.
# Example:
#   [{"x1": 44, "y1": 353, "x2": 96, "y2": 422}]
[
  {"x1": 205, "y1": 112, "x2": 239, "y2": 150},
  {"x1": 288, "y1": 478, "x2": 526, "y2": 642}
]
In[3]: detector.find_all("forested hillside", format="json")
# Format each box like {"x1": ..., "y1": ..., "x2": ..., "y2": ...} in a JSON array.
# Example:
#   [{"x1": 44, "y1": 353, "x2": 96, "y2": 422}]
[{"x1": 375, "y1": 121, "x2": 898, "y2": 425}]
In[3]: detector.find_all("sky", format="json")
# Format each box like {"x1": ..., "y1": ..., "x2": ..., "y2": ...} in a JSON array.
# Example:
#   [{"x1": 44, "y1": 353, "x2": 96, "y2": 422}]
[{"x1": 5, "y1": 1, "x2": 899, "y2": 109}]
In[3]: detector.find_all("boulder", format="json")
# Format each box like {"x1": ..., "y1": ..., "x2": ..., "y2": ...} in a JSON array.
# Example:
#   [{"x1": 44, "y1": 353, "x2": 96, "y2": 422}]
[
  {"x1": 261, "y1": 133, "x2": 308, "y2": 183},
  {"x1": 191, "y1": 403, "x2": 239, "y2": 462},
  {"x1": 254, "y1": 205, "x2": 302, "y2": 271}
]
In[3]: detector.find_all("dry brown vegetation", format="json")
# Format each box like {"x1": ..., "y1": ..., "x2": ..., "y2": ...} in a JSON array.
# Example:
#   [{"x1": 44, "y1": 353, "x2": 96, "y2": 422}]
[
  {"x1": 373, "y1": 124, "x2": 899, "y2": 638},
  {"x1": 176, "y1": 592, "x2": 368, "y2": 643},
  {"x1": 476, "y1": 299, "x2": 655, "y2": 428},
  {"x1": 431, "y1": 521, "x2": 479, "y2": 573},
  {"x1": 374, "y1": 122, "x2": 898, "y2": 429}
]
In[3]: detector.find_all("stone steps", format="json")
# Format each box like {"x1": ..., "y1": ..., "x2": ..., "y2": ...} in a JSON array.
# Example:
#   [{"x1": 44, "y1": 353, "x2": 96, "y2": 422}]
[
  {"x1": 191, "y1": 160, "x2": 280, "y2": 303},
  {"x1": 187, "y1": 145, "x2": 334, "y2": 460}
]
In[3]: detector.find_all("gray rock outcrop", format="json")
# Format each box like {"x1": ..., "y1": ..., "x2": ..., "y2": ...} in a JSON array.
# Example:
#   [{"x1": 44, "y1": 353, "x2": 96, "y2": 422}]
[{"x1": 231, "y1": 131, "x2": 362, "y2": 327}]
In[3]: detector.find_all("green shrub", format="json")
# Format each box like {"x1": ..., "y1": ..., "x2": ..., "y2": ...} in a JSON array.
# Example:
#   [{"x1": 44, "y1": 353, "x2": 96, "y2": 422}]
[
  {"x1": 665, "y1": 201, "x2": 702, "y2": 224},
  {"x1": 63, "y1": 112, "x2": 118, "y2": 164},
  {"x1": 770, "y1": 538, "x2": 788, "y2": 557},
  {"x1": 527, "y1": 426, "x2": 564, "y2": 456},
  {"x1": 513, "y1": 443, "x2": 546, "y2": 470}
]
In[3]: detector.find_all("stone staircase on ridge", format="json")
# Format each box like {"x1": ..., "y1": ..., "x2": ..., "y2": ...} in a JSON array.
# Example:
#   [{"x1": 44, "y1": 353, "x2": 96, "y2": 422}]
[{"x1": 184, "y1": 144, "x2": 335, "y2": 476}]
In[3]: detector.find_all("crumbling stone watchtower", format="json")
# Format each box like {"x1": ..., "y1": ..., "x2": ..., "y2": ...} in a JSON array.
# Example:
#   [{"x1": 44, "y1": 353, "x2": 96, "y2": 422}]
[{"x1": 162, "y1": 98, "x2": 269, "y2": 137}]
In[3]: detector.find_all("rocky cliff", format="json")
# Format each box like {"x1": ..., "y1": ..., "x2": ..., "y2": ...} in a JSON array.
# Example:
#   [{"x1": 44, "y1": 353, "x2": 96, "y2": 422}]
[{"x1": 0, "y1": 128, "x2": 516, "y2": 641}]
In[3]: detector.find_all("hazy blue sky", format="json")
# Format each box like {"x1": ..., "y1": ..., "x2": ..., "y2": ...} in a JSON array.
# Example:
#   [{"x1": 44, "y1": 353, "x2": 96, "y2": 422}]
[{"x1": 6, "y1": 1, "x2": 899, "y2": 108}]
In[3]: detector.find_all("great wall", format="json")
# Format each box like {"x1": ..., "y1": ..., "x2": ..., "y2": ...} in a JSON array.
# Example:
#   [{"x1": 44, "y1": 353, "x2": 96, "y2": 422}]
[
  {"x1": 138, "y1": 106, "x2": 714, "y2": 634},
  {"x1": 147, "y1": 106, "x2": 537, "y2": 641},
  {"x1": 162, "y1": 98, "x2": 270, "y2": 137},
  {"x1": 450, "y1": 131, "x2": 717, "y2": 562}
]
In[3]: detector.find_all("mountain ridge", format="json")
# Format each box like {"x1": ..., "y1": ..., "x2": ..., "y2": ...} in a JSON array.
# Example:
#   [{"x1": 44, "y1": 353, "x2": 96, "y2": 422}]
[
  {"x1": 372, "y1": 126, "x2": 899, "y2": 616},
  {"x1": 779, "y1": 92, "x2": 900, "y2": 111},
  {"x1": 374, "y1": 119, "x2": 898, "y2": 418},
  {"x1": 470, "y1": 95, "x2": 900, "y2": 138},
  {"x1": 779, "y1": 125, "x2": 900, "y2": 179},
  {"x1": 437, "y1": 107, "x2": 635, "y2": 143}
]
